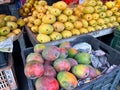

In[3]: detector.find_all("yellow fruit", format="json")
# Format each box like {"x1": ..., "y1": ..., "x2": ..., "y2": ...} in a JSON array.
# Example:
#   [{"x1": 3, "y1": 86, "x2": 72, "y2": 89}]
[
  {"x1": 12, "y1": 29, "x2": 21, "y2": 35},
  {"x1": 117, "y1": 17, "x2": 120, "y2": 23},
  {"x1": 37, "y1": 34, "x2": 50, "y2": 43},
  {"x1": 0, "y1": 19, "x2": 5, "y2": 28},
  {"x1": 97, "y1": 18, "x2": 105, "y2": 26},
  {"x1": 94, "y1": 6, "x2": 102, "y2": 13},
  {"x1": 89, "y1": 20, "x2": 97, "y2": 27},
  {"x1": 57, "y1": 14, "x2": 68, "y2": 23},
  {"x1": 74, "y1": 21, "x2": 83, "y2": 29},
  {"x1": 68, "y1": 15, "x2": 78, "y2": 23},
  {"x1": 0, "y1": 27, "x2": 10, "y2": 36},
  {"x1": 4, "y1": 15, "x2": 11, "y2": 21},
  {"x1": 107, "y1": 23, "x2": 113, "y2": 28},
  {"x1": 71, "y1": 29, "x2": 80, "y2": 35},
  {"x1": 34, "y1": 19, "x2": 41, "y2": 26},
  {"x1": 6, "y1": 22, "x2": 18, "y2": 30},
  {"x1": 0, "y1": 36, "x2": 7, "y2": 42},
  {"x1": 61, "y1": 30, "x2": 72, "y2": 38},
  {"x1": 17, "y1": 19, "x2": 25, "y2": 27},
  {"x1": 53, "y1": 22, "x2": 65, "y2": 32},
  {"x1": 0, "y1": 14, "x2": 6, "y2": 19},
  {"x1": 104, "y1": 18, "x2": 110, "y2": 24},
  {"x1": 102, "y1": 25, "x2": 107, "y2": 29},
  {"x1": 106, "y1": 1, "x2": 115, "y2": 9},
  {"x1": 114, "y1": 12, "x2": 120, "y2": 17},
  {"x1": 74, "y1": 11, "x2": 83, "y2": 18},
  {"x1": 9, "y1": 16, "x2": 17, "y2": 22},
  {"x1": 81, "y1": 19, "x2": 88, "y2": 28},
  {"x1": 32, "y1": 10, "x2": 39, "y2": 17},
  {"x1": 80, "y1": 28, "x2": 88, "y2": 34},
  {"x1": 39, "y1": 24, "x2": 53, "y2": 34},
  {"x1": 102, "y1": 5, "x2": 108, "y2": 12},
  {"x1": 53, "y1": 1, "x2": 67, "y2": 10},
  {"x1": 86, "y1": 0, "x2": 96, "y2": 6},
  {"x1": 76, "y1": 5, "x2": 84, "y2": 12},
  {"x1": 87, "y1": 26, "x2": 95, "y2": 32},
  {"x1": 95, "y1": 25, "x2": 102, "y2": 30},
  {"x1": 27, "y1": 22, "x2": 33, "y2": 28},
  {"x1": 106, "y1": 10, "x2": 113, "y2": 17},
  {"x1": 83, "y1": 6, "x2": 94, "y2": 14},
  {"x1": 92, "y1": 13, "x2": 99, "y2": 20},
  {"x1": 37, "y1": 13, "x2": 45, "y2": 19},
  {"x1": 50, "y1": 32, "x2": 62, "y2": 41},
  {"x1": 96, "y1": 1, "x2": 103, "y2": 6},
  {"x1": 99, "y1": 12, "x2": 106, "y2": 18},
  {"x1": 38, "y1": 0, "x2": 47, "y2": 6},
  {"x1": 42, "y1": 14, "x2": 56, "y2": 24},
  {"x1": 23, "y1": 18, "x2": 29, "y2": 24},
  {"x1": 63, "y1": 8, "x2": 73, "y2": 16},
  {"x1": 83, "y1": 14, "x2": 92, "y2": 21},
  {"x1": 7, "y1": 32, "x2": 16, "y2": 38},
  {"x1": 31, "y1": 26, "x2": 39, "y2": 33},
  {"x1": 111, "y1": 7, "x2": 118, "y2": 12},
  {"x1": 35, "y1": 5, "x2": 47, "y2": 13},
  {"x1": 48, "y1": 7, "x2": 61, "y2": 16},
  {"x1": 113, "y1": 22, "x2": 119, "y2": 27},
  {"x1": 109, "y1": 16, "x2": 116, "y2": 22},
  {"x1": 64, "y1": 22, "x2": 74, "y2": 30},
  {"x1": 28, "y1": 16, "x2": 36, "y2": 23}
]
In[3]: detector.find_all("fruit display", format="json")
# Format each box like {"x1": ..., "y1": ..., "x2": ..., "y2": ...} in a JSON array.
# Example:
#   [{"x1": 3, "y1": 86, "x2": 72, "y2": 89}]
[
  {"x1": 0, "y1": 14, "x2": 25, "y2": 42},
  {"x1": 21, "y1": 0, "x2": 120, "y2": 44},
  {"x1": 24, "y1": 42, "x2": 105, "y2": 90}
]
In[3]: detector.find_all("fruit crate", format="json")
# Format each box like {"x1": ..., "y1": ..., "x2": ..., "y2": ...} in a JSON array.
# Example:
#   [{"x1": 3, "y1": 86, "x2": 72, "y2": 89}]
[
  {"x1": 0, "y1": 53, "x2": 18, "y2": 90},
  {"x1": 25, "y1": 26, "x2": 115, "y2": 46},
  {"x1": 111, "y1": 29, "x2": 120, "y2": 49},
  {"x1": 21, "y1": 35, "x2": 120, "y2": 90}
]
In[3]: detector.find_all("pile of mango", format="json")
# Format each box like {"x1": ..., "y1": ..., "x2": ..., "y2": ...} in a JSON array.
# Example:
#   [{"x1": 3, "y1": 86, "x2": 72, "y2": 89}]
[
  {"x1": 19, "y1": 0, "x2": 120, "y2": 43},
  {"x1": 0, "y1": 14, "x2": 25, "y2": 42},
  {"x1": 24, "y1": 42, "x2": 101, "y2": 90}
]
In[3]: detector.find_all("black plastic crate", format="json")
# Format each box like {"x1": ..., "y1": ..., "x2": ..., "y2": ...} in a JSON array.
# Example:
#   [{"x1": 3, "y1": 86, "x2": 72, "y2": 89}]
[
  {"x1": 21, "y1": 35, "x2": 120, "y2": 90},
  {"x1": 111, "y1": 30, "x2": 120, "y2": 50}
]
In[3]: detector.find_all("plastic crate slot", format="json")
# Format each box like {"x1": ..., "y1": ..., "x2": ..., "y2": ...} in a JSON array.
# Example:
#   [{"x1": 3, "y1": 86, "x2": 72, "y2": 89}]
[
  {"x1": 93, "y1": 82, "x2": 103, "y2": 89},
  {"x1": 103, "y1": 78, "x2": 114, "y2": 85},
  {"x1": 101, "y1": 83, "x2": 111, "y2": 90}
]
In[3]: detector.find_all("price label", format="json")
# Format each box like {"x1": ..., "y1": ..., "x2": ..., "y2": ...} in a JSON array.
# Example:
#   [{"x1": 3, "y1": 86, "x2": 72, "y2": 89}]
[{"x1": 79, "y1": 0, "x2": 85, "y2": 4}]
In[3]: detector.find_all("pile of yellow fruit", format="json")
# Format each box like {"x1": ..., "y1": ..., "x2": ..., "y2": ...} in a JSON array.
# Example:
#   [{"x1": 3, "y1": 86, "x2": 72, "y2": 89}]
[
  {"x1": 18, "y1": 0, "x2": 40, "y2": 17},
  {"x1": 74, "y1": 0, "x2": 120, "y2": 32},
  {"x1": 23, "y1": 0, "x2": 120, "y2": 43},
  {"x1": 0, "y1": 14, "x2": 25, "y2": 42}
]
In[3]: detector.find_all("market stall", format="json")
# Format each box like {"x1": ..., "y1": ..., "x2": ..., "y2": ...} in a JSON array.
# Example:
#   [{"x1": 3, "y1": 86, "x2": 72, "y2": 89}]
[{"x1": 1, "y1": 0, "x2": 120, "y2": 90}]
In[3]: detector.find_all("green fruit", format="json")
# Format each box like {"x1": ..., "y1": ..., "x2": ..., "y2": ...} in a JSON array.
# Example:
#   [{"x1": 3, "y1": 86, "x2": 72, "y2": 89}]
[
  {"x1": 0, "y1": 27, "x2": 10, "y2": 36},
  {"x1": 68, "y1": 48, "x2": 78, "y2": 58},
  {"x1": 75, "y1": 52, "x2": 91, "y2": 64},
  {"x1": 72, "y1": 64, "x2": 89, "y2": 79},
  {"x1": 6, "y1": 22, "x2": 18, "y2": 30},
  {"x1": 57, "y1": 71, "x2": 78, "y2": 90}
]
